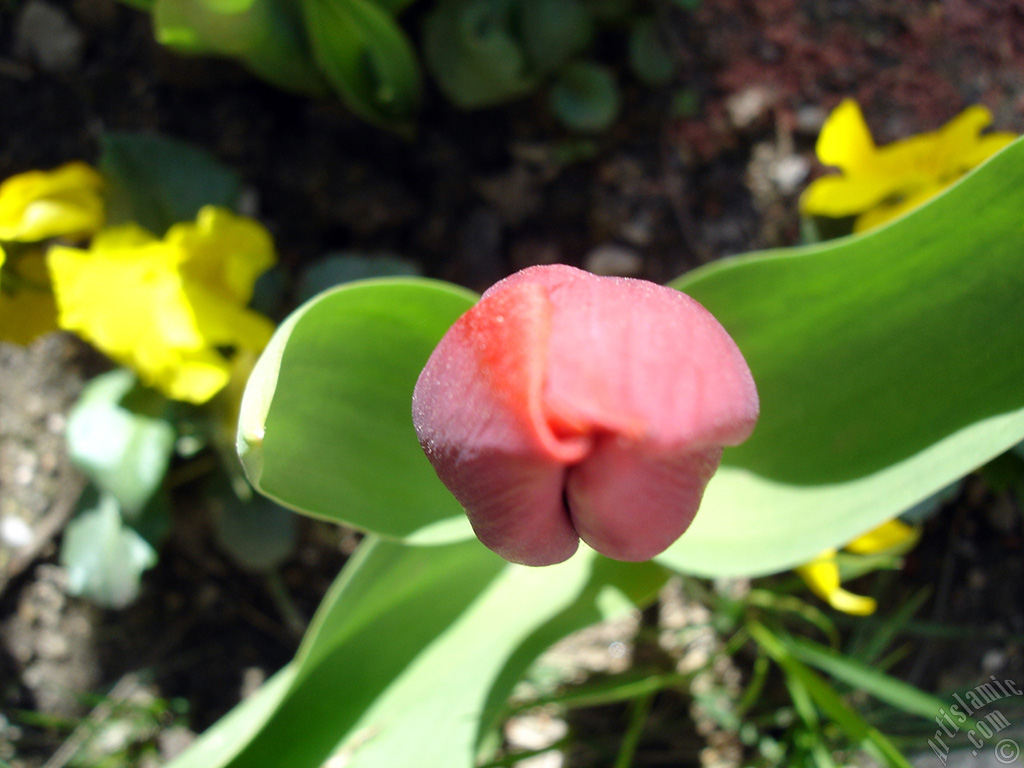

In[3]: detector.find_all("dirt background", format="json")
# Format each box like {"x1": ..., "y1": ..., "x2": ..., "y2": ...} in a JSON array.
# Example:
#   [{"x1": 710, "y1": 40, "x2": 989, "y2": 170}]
[{"x1": 1, "y1": 0, "x2": 1023, "y2": 765}]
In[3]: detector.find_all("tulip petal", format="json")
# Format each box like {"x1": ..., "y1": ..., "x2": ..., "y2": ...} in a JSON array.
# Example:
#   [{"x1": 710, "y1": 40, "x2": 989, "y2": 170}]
[
  {"x1": 567, "y1": 439, "x2": 721, "y2": 561},
  {"x1": 529, "y1": 265, "x2": 759, "y2": 450},
  {"x1": 413, "y1": 264, "x2": 759, "y2": 566},
  {"x1": 412, "y1": 280, "x2": 589, "y2": 565}
]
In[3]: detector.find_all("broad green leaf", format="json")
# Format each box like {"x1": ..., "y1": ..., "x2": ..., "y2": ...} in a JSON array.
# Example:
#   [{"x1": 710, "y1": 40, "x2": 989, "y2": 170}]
[
  {"x1": 301, "y1": 0, "x2": 422, "y2": 131},
  {"x1": 167, "y1": 538, "x2": 667, "y2": 768},
  {"x1": 238, "y1": 278, "x2": 477, "y2": 543},
  {"x1": 66, "y1": 369, "x2": 176, "y2": 516},
  {"x1": 60, "y1": 493, "x2": 158, "y2": 609},
  {"x1": 423, "y1": 0, "x2": 536, "y2": 108},
  {"x1": 659, "y1": 137, "x2": 1024, "y2": 577},
  {"x1": 296, "y1": 251, "x2": 420, "y2": 302},
  {"x1": 100, "y1": 133, "x2": 241, "y2": 235},
  {"x1": 549, "y1": 61, "x2": 620, "y2": 132}
]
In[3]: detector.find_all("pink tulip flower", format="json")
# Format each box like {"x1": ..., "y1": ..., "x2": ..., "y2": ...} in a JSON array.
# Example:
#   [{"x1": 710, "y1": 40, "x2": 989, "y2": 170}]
[{"x1": 412, "y1": 264, "x2": 759, "y2": 566}]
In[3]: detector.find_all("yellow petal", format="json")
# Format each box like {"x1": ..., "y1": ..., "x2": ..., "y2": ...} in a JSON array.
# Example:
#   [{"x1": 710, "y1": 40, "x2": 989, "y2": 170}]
[
  {"x1": 181, "y1": 281, "x2": 275, "y2": 351},
  {"x1": 162, "y1": 348, "x2": 234, "y2": 404},
  {"x1": 0, "y1": 162, "x2": 104, "y2": 242},
  {"x1": 803, "y1": 99, "x2": 919, "y2": 215},
  {"x1": 868, "y1": 106, "x2": 991, "y2": 185},
  {"x1": 933, "y1": 105, "x2": 998, "y2": 177},
  {"x1": 824, "y1": 589, "x2": 877, "y2": 616},
  {"x1": 852, "y1": 181, "x2": 947, "y2": 232},
  {"x1": 845, "y1": 518, "x2": 920, "y2": 555},
  {"x1": 90, "y1": 221, "x2": 161, "y2": 251},
  {"x1": 800, "y1": 173, "x2": 899, "y2": 218},
  {"x1": 796, "y1": 549, "x2": 877, "y2": 616},
  {"x1": 958, "y1": 131, "x2": 1016, "y2": 169},
  {"x1": 48, "y1": 213, "x2": 276, "y2": 404},
  {"x1": 167, "y1": 206, "x2": 276, "y2": 304},
  {"x1": 805, "y1": 101, "x2": 1018, "y2": 232},
  {"x1": 816, "y1": 99, "x2": 877, "y2": 172},
  {"x1": 49, "y1": 237, "x2": 215, "y2": 402}
]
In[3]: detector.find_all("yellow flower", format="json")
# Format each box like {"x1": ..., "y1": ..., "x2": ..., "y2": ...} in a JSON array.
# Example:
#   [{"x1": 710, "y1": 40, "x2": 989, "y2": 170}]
[
  {"x1": 0, "y1": 245, "x2": 59, "y2": 344},
  {"x1": 800, "y1": 99, "x2": 1016, "y2": 232},
  {"x1": 48, "y1": 207, "x2": 276, "y2": 404},
  {"x1": 796, "y1": 518, "x2": 920, "y2": 616},
  {"x1": 0, "y1": 162, "x2": 104, "y2": 242}
]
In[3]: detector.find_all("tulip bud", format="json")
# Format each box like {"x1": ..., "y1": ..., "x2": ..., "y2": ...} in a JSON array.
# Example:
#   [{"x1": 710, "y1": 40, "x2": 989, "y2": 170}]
[{"x1": 412, "y1": 264, "x2": 758, "y2": 566}]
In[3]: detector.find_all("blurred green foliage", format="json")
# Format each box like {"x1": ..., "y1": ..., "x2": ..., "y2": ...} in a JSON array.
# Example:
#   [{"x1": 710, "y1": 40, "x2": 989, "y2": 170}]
[{"x1": 130, "y1": 0, "x2": 696, "y2": 131}]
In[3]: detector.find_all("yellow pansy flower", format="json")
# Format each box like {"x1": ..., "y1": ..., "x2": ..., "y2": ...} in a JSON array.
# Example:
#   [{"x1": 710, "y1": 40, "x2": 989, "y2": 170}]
[
  {"x1": 796, "y1": 518, "x2": 920, "y2": 616},
  {"x1": 48, "y1": 207, "x2": 276, "y2": 404},
  {"x1": 0, "y1": 162, "x2": 104, "y2": 242},
  {"x1": 800, "y1": 99, "x2": 1015, "y2": 232}
]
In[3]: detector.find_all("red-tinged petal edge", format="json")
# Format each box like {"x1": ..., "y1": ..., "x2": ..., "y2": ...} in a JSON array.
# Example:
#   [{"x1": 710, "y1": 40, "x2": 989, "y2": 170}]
[{"x1": 413, "y1": 264, "x2": 759, "y2": 566}]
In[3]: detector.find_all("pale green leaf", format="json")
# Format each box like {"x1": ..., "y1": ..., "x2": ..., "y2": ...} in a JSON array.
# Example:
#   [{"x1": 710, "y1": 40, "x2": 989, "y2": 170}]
[
  {"x1": 66, "y1": 369, "x2": 176, "y2": 516},
  {"x1": 237, "y1": 278, "x2": 477, "y2": 543},
  {"x1": 660, "y1": 138, "x2": 1024, "y2": 577},
  {"x1": 166, "y1": 539, "x2": 667, "y2": 768},
  {"x1": 60, "y1": 493, "x2": 158, "y2": 609}
]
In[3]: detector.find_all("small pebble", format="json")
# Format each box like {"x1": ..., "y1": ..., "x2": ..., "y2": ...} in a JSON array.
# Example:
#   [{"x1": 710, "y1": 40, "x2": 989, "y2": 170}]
[
  {"x1": 0, "y1": 515, "x2": 33, "y2": 548},
  {"x1": 583, "y1": 242, "x2": 643, "y2": 277},
  {"x1": 770, "y1": 154, "x2": 811, "y2": 195},
  {"x1": 725, "y1": 86, "x2": 775, "y2": 131},
  {"x1": 13, "y1": 0, "x2": 84, "y2": 73}
]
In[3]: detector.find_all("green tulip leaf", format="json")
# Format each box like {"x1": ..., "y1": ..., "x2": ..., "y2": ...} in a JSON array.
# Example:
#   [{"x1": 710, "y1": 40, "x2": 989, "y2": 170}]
[
  {"x1": 296, "y1": 251, "x2": 420, "y2": 303},
  {"x1": 301, "y1": 0, "x2": 422, "y2": 131},
  {"x1": 100, "y1": 132, "x2": 242, "y2": 235},
  {"x1": 423, "y1": 0, "x2": 536, "y2": 108},
  {"x1": 166, "y1": 538, "x2": 667, "y2": 768},
  {"x1": 66, "y1": 369, "x2": 176, "y2": 516},
  {"x1": 659, "y1": 137, "x2": 1024, "y2": 577},
  {"x1": 238, "y1": 278, "x2": 478, "y2": 543}
]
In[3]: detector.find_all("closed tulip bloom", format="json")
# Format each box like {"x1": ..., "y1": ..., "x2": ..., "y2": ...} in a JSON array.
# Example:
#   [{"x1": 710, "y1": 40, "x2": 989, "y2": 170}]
[{"x1": 412, "y1": 264, "x2": 759, "y2": 566}]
